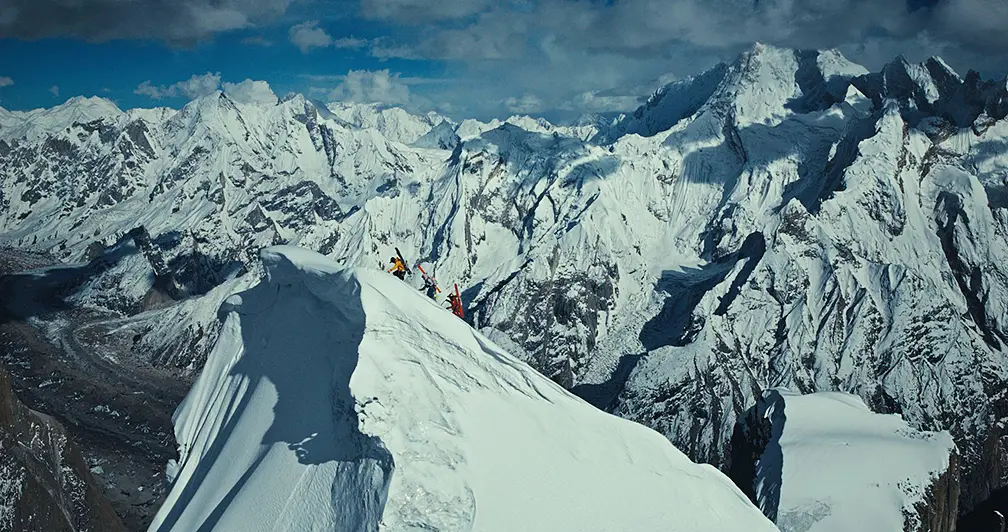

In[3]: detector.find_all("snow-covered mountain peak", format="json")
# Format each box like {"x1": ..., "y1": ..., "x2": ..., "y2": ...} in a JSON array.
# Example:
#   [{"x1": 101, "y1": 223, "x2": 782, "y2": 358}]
[
  {"x1": 849, "y1": 53, "x2": 978, "y2": 124},
  {"x1": 0, "y1": 95, "x2": 123, "y2": 141},
  {"x1": 718, "y1": 44, "x2": 871, "y2": 127},
  {"x1": 411, "y1": 119, "x2": 460, "y2": 150},
  {"x1": 455, "y1": 117, "x2": 504, "y2": 140},
  {"x1": 594, "y1": 62, "x2": 729, "y2": 143},
  {"x1": 504, "y1": 114, "x2": 554, "y2": 133},
  {"x1": 5, "y1": 45, "x2": 1008, "y2": 527},
  {"x1": 326, "y1": 101, "x2": 450, "y2": 145},
  {"x1": 924, "y1": 55, "x2": 962, "y2": 82},
  {"x1": 275, "y1": 91, "x2": 312, "y2": 111},
  {"x1": 814, "y1": 48, "x2": 872, "y2": 79},
  {"x1": 596, "y1": 45, "x2": 869, "y2": 143},
  {"x1": 152, "y1": 246, "x2": 778, "y2": 532},
  {"x1": 62, "y1": 95, "x2": 122, "y2": 114},
  {"x1": 720, "y1": 43, "x2": 805, "y2": 125}
]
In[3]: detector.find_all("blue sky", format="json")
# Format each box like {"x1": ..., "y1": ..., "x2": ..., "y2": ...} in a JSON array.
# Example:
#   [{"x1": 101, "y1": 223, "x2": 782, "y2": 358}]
[{"x1": 1, "y1": 0, "x2": 1007, "y2": 120}]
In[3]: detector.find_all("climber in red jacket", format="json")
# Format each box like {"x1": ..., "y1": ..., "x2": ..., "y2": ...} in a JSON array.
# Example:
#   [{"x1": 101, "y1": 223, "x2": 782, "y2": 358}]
[{"x1": 446, "y1": 292, "x2": 464, "y2": 319}]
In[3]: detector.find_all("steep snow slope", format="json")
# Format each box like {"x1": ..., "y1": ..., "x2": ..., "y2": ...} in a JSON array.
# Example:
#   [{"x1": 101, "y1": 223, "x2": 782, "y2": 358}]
[
  {"x1": 732, "y1": 390, "x2": 957, "y2": 532},
  {"x1": 150, "y1": 246, "x2": 777, "y2": 532}
]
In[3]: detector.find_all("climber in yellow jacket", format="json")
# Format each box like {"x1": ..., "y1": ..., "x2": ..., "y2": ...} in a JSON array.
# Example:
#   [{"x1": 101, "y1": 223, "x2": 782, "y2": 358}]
[{"x1": 388, "y1": 256, "x2": 408, "y2": 280}]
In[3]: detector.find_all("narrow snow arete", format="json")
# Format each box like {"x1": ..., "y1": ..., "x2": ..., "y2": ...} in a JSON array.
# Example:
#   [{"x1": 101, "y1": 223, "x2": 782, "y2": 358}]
[{"x1": 149, "y1": 246, "x2": 775, "y2": 532}]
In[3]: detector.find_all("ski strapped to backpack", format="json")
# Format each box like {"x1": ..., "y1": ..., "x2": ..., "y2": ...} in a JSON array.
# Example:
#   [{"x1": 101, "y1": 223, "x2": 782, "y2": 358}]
[
  {"x1": 395, "y1": 247, "x2": 412, "y2": 275},
  {"x1": 416, "y1": 265, "x2": 441, "y2": 293}
]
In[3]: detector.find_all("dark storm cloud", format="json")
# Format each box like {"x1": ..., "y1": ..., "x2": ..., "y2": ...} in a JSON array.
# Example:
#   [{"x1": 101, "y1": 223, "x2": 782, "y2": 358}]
[
  {"x1": 4, "y1": 0, "x2": 1006, "y2": 118},
  {"x1": 352, "y1": 0, "x2": 1008, "y2": 117},
  {"x1": 534, "y1": 0, "x2": 1008, "y2": 58},
  {"x1": 5, "y1": 0, "x2": 1006, "y2": 60},
  {"x1": 362, "y1": 0, "x2": 1008, "y2": 66},
  {"x1": 0, "y1": 0, "x2": 295, "y2": 44}
]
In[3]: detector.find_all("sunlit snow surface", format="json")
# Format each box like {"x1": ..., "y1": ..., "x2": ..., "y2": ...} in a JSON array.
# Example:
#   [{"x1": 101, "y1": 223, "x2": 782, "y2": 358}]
[
  {"x1": 754, "y1": 390, "x2": 954, "y2": 532},
  {"x1": 149, "y1": 246, "x2": 776, "y2": 532}
]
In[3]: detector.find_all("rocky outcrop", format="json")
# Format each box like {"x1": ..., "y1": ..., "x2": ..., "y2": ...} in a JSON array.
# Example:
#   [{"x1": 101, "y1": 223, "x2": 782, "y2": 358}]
[
  {"x1": 913, "y1": 452, "x2": 960, "y2": 532},
  {"x1": 0, "y1": 368, "x2": 125, "y2": 532}
]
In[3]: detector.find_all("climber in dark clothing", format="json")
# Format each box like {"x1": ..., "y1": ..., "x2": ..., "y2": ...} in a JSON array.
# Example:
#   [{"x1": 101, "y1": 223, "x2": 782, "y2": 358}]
[{"x1": 422, "y1": 275, "x2": 439, "y2": 300}]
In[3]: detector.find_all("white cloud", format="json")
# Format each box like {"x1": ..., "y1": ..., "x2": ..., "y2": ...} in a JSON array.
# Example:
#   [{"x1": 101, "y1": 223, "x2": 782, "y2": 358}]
[
  {"x1": 0, "y1": 76, "x2": 12, "y2": 87},
  {"x1": 134, "y1": 81, "x2": 162, "y2": 99},
  {"x1": 336, "y1": 0, "x2": 1008, "y2": 121},
  {"x1": 328, "y1": 69, "x2": 410, "y2": 106},
  {"x1": 361, "y1": 0, "x2": 489, "y2": 22},
  {"x1": 49, "y1": 85, "x2": 59, "y2": 97},
  {"x1": 222, "y1": 79, "x2": 278, "y2": 105},
  {"x1": 334, "y1": 37, "x2": 368, "y2": 49},
  {"x1": 567, "y1": 91, "x2": 641, "y2": 114},
  {"x1": 420, "y1": 12, "x2": 529, "y2": 60},
  {"x1": 369, "y1": 40, "x2": 423, "y2": 60},
  {"x1": 289, "y1": 20, "x2": 332, "y2": 53},
  {"x1": 242, "y1": 36, "x2": 273, "y2": 46},
  {"x1": 288, "y1": 21, "x2": 368, "y2": 53},
  {"x1": 134, "y1": 72, "x2": 222, "y2": 100},
  {"x1": 504, "y1": 94, "x2": 543, "y2": 114},
  {"x1": 307, "y1": 86, "x2": 331, "y2": 98}
]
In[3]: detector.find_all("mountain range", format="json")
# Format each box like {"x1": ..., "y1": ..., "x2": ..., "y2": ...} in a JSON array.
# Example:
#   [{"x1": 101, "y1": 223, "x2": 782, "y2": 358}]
[{"x1": 3, "y1": 41, "x2": 1008, "y2": 528}]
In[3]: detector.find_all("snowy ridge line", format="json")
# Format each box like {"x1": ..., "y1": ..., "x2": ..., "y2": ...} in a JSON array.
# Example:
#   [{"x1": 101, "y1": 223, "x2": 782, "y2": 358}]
[{"x1": 151, "y1": 245, "x2": 777, "y2": 532}]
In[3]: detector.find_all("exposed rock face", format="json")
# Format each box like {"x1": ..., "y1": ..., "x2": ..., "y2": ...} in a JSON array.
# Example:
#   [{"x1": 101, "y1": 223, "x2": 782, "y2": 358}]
[
  {"x1": 0, "y1": 368, "x2": 125, "y2": 532},
  {"x1": 914, "y1": 453, "x2": 960, "y2": 532}
]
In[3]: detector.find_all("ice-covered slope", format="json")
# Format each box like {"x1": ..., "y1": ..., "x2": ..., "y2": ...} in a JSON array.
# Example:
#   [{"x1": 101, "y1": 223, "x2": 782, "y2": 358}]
[
  {"x1": 732, "y1": 390, "x2": 957, "y2": 532},
  {"x1": 150, "y1": 246, "x2": 777, "y2": 532},
  {"x1": 604, "y1": 46, "x2": 1008, "y2": 515}
]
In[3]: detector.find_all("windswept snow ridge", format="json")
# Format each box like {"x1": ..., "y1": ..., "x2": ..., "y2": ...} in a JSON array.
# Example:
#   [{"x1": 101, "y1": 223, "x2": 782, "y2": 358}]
[{"x1": 151, "y1": 246, "x2": 776, "y2": 532}]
